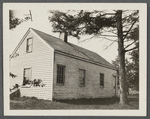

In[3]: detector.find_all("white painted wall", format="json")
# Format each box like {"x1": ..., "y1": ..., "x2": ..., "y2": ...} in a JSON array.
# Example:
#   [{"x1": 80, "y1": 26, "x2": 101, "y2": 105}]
[{"x1": 10, "y1": 29, "x2": 54, "y2": 100}]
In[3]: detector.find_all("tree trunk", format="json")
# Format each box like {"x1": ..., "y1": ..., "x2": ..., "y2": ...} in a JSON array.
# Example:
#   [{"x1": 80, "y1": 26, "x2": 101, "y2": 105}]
[{"x1": 116, "y1": 10, "x2": 127, "y2": 105}]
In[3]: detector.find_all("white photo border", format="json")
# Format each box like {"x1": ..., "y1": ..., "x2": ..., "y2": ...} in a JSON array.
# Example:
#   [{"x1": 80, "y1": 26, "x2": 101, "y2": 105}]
[{"x1": 3, "y1": 3, "x2": 147, "y2": 116}]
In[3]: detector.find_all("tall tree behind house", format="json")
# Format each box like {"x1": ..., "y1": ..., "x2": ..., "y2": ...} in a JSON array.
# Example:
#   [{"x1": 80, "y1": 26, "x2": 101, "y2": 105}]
[{"x1": 49, "y1": 10, "x2": 139, "y2": 105}]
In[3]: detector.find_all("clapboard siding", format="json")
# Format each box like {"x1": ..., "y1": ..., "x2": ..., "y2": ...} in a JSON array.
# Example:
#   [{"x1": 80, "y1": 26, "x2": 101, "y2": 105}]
[
  {"x1": 53, "y1": 53, "x2": 116, "y2": 99},
  {"x1": 10, "y1": 30, "x2": 54, "y2": 100},
  {"x1": 20, "y1": 87, "x2": 52, "y2": 100}
]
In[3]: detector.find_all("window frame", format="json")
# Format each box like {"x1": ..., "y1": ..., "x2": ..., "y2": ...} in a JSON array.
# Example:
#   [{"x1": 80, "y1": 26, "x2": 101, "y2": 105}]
[
  {"x1": 26, "y1": 38, "x2": 33, "y2": 53},
  {"x1": 23, "y1": 67, "x2": 32, "y2": 86},
  {"x1": 100, "y1": 73, "x2": 104, "y2": 87},
  {"x1": 79, "y1": 69, "x2": 85, "y2": 87},
  {"x1": 56, "y1": 64, "x2": 66, "y2": 85}
]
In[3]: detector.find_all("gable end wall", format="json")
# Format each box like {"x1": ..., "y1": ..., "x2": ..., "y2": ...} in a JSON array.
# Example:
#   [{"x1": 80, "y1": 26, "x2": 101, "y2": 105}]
[{"x1": 10, "y1": 30, "x2": 54, "y2": 100}]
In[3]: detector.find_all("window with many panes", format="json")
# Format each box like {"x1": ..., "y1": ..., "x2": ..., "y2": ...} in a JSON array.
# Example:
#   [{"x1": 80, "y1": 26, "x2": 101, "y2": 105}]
[
  {"x1": 57, "y1": 64, "x2": 65, "y2": 85},
  {"x1": 23, "y1": 68, "x2": 31, "y2": 85},
  {"x1": 26, "y1": 38, "x2": 33, "y2": 53},
  {"x1": 79, "y1": 69, "x2": 85, "y2": 86},
  {"x1": 100, "y1": 73, "x2": 104, "y2": 87}
]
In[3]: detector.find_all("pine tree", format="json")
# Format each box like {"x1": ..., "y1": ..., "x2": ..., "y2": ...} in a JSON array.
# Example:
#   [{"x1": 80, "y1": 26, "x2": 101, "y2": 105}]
[{"x1": 49, "y1": 10, "x2": 139, "y2": 105}]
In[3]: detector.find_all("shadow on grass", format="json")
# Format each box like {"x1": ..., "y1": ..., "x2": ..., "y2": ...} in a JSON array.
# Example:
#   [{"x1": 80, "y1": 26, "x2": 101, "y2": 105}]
[
  {"x1": 127, "y1": 94, "x2": 139, "y2": 108},
  {"x1": 10, "y1": 95, "x2": 139, "y2": 109},
  {"x1": 53, "y1": 96, "x2": 120, "y2": 105}
]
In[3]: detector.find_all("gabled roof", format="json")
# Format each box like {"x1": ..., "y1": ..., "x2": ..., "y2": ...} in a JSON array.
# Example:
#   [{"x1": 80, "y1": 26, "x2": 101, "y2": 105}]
[{"x1": 31, "y1": 28, "x2": 116, "y2": 70}]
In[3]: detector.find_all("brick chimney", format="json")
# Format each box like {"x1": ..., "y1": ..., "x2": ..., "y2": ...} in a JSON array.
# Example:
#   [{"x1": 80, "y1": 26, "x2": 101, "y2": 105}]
[{"x1": 59, "y1": 32, "x2": 68, "y2": 43}]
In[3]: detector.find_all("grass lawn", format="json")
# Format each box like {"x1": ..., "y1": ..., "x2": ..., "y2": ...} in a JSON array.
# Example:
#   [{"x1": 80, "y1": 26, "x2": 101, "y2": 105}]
[{"x1": 10, "y1": 95, "x2": 139, "y2": 110}]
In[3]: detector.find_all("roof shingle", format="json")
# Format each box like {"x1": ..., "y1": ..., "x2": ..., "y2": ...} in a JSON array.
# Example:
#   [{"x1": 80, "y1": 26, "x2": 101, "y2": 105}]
[{"x1": 31, "y1": 28, "x2": 116, "y2": 70}]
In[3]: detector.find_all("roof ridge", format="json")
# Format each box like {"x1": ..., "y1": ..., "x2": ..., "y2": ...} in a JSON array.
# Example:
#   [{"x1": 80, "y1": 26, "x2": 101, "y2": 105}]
[
  {"x1": 31, "y1": 28, "x2": 114, "y2": 69},
  {"x1": 68, "y1": 42, "x2": 112, "y2": 65},
  {"x1": 68, "y1": 42, "x2": 96, "y2": 54},
  {"x1": 67, "y1": 43, "x2": 96, "y2": 61},
  {"x1": 31, "y1": 29, "x2": 101, "y2": 57},
  {"x1": 31, "y1": 28, "x2": 62, "y2": 41},
  {"x1": 31, "y1": 28, "x2": 97, "y2": 56},
  {"x1": 32, "y1": 28, "x2": 100, "y2": 61}
]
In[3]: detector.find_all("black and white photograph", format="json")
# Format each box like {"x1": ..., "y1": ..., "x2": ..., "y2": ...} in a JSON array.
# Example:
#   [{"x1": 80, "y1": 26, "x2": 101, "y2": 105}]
[{"x1": 3, "y1": 3, "x2": 147, "y2": 116}]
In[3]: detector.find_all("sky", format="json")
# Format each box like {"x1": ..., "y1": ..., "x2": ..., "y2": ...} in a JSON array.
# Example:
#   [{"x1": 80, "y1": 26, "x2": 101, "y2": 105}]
[{"x1": 9, "y1": 9, "x2": 119, "y2": 63}]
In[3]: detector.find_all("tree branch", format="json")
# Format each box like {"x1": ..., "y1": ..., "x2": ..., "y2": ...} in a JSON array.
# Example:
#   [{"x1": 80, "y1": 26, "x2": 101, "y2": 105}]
[
  {"x1": 122, "y1": 24, "x2": 134, "y2": 29},
  {"x1": 78, "y1": 35, "x2": 96, "y2": 43},
  {"x1": 122, "y1": 21, "x2": 138, "y2": 29},
  {"x1": 103, "y1": 40, "x2": 116, "y2": 50},
  {"x1": 104, "y1": 13, "x2": 116, "y2": 16},
  {"x1": 125, "y1": 45, "x2": 138, "y2": 52},
  {"x1": 29, "y1": 10, "x2": 33, "y2": 21},
  {"x1": 122, "y1": 15, "x2": 130, "y2": 20},
  {"x1": 122, "y1": 10, "x2": 129, "y2": 13},
  {"x1": 111, "y1": 30, "x2": 117, "y2": 35},
  {"x1": 124, "y1": 40, "x2": 137, "y2": 49},
  {"x1": 97, "y1": 36, "x2": 117, "y2": 42},
  {"x1": 123, "y1": 16, "x2": 139, "y2": 40},
  {"x1": 102, "y1": 28, "x2": 117, "y2": 35},
  {"x1": 98, "y1": 35, "x2": 117, "y2": 37}
]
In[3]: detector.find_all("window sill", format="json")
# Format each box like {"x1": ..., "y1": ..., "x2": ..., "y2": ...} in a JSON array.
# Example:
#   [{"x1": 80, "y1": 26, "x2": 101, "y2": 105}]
[
  {"x1": 100, "y1": 86, "x2": 104, "y2": 88},
  {"x1": 79, "y1": 85, "x2": 85, "y2": 87},
  {"x1": 26, "y1": 51, "x2": 32, "y2": 53},
  {"x1": 21, "y1": 85, "x2": 32, "y2": 88},
  {"x1": 56, "y1": 83, "x2": 64, "y2": 86}
]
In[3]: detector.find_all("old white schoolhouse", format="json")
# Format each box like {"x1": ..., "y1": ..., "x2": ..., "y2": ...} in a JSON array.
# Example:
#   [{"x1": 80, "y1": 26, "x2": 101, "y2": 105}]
[{"x1": 10, "y1": 28, "x2": 117, "y2": 101}]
